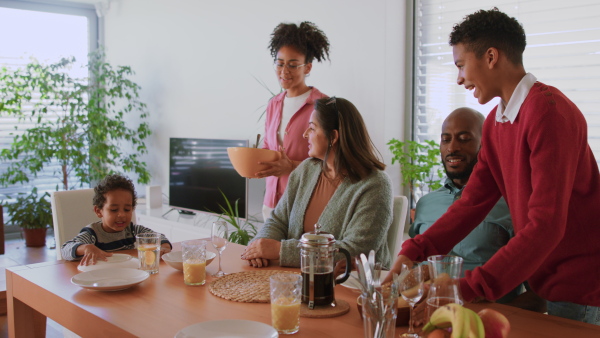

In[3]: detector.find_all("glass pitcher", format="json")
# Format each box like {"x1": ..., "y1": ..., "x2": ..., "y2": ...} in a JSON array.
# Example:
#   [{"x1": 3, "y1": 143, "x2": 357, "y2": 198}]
[
  {"x1": 425, "y1": 255, "x2": 464, "y2": 320},
  {"x1": 298, "y1": 224, "x2": 351, "y2": 309}
]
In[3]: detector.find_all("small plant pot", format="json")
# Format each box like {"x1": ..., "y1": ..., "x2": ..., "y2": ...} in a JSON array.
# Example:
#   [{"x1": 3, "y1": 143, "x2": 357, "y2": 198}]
[{"x1": 23, "y1": 228, "x2": 48, "y2": 247}]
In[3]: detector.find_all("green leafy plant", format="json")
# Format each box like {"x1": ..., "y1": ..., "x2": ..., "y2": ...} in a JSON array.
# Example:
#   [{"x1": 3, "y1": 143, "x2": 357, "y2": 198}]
[
  {"x1": 251, "y1": 74, "x2": 282, "y2": 124},
  {"x1": 216, "y1": 189, "x2": 257, "y2": 245},
  {"x1": 388, "y1": 139, "x2": 444, "y2": 205},
  {"x1": 0, "y1": 48, "x2": 151, "y2": 191},
  {"x1": 5, "y1": 188, "x2": 52, "y2": 229}
]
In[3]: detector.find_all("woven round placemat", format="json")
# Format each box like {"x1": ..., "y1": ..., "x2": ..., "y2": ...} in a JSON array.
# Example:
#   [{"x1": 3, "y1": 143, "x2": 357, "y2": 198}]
[
  {"x1": 300, "y1": 299, "x2": 350, "y2": 318},
  {"x1": 208, "y1": 270, "x2": 299, "y2": 303}
]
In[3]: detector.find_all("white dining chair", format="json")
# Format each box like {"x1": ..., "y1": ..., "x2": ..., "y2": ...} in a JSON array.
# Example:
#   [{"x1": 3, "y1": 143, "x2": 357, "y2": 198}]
[
  {"x1": 51, "y1": 188, "x2": 137, "y2": 260},
  {"x1": 387, "y1": 195, "x2": 409, "y2": 257}
]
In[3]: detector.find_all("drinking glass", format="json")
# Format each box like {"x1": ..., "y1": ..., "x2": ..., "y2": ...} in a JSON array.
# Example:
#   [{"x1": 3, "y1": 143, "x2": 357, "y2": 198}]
[
  {"x1": 182, "y1": 239, "x2": 207, "y2": 286},
  {"x1": 270, "y1": 273, "x2": 302, "y2": 334},
  {"x1": 399, "y1": 262, "x2": 425, "y2": 338},
  {"x1": 211, "y1": 221, "x2": 229, "y2": 277},
  {"x1": 425, "y1": 255, "x2": 464, "y2": 321},
  {"x1": 136, "y1": 233, "x2": 161, "y2": 274}
]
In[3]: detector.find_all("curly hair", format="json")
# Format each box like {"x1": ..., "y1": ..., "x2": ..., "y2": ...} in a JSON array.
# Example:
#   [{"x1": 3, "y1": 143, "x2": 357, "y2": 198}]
[
  {"x1": 313, "y1": 97, "x2": 385, "y2": 183},
  {"x1": 269, "y1": 21, "x2": 330, "y2": 63},
  {"x1": 93, "y1": 174, "x2": 137, "y2": 209},
  {"x1": 449, "y1": 8, "x2": 526, "y2": 65}
]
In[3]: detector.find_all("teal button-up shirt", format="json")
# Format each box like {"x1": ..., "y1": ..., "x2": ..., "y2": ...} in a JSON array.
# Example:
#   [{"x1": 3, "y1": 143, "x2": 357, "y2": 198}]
[{"x1": 409, "y1": 177, "x2": 521, "y2": 302}]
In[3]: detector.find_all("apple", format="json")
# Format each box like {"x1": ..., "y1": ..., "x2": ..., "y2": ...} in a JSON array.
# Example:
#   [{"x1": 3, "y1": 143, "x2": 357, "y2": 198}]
[
  {"x1": 478, "y1": 308, "x2": 511, "y2": 338},
  {"x1": 426, "y1": 328, "x2": 451, "y2": 338}
]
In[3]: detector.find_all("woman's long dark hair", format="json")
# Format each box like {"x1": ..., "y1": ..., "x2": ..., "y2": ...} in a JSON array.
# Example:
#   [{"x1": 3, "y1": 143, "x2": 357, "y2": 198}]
[{"x1": 313, "y1": 97, "x2": 385, "y2": 182}]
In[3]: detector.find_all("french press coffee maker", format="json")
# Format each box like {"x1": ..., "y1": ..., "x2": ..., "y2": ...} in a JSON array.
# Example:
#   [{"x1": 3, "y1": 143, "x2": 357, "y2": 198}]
[{"x1": 298, "y1": 223, "x2": 352, "y2": 309}]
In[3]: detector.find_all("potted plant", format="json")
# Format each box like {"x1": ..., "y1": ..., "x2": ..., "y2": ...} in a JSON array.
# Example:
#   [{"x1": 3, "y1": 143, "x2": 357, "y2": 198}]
[
  {"x1": 6, "y1": 188, "x2": 53, "y2": 247},
  {"x1": 388, "y1": 139, "x2": 444, "y2": 217},
  {"x1": 217, "y1": 190, "x2": 257, "y2": 245},
  {"x1": 0, "y1": 48, "x2": 151, "y2": 191}
]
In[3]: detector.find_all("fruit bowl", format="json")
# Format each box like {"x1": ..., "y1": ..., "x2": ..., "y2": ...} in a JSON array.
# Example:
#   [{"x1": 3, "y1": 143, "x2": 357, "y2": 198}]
[
  {"x1": 162, "y1": 251, "x2": 217, "y2": 271},
  {"x1": 227, "y1": 147, "x2": 280, "y2": 178},
  {"x1": 356, "y1": 295, "x2": 411, "y2": 326}
]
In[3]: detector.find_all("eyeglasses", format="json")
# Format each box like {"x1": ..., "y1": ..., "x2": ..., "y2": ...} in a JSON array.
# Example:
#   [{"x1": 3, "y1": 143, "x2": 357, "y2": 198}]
[
  {"x1": 273, "y1": 62, "x2": 306, "y2": 72},
  {"x1": 325, "y1": 96, "x2": 340, "y2": 124}
]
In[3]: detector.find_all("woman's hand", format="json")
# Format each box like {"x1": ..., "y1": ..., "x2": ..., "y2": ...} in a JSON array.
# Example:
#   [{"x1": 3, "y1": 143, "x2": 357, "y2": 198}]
[
  {"x1": 78, "y1": 244, "x2": 112, "y2": 266},
  {"x1": 334, "y1": 257, "x2": 357, "y2": 277},
  {"x1": 247, "y1": 258, "x2": 270, "y2": 268},
  {"x1": 241, "y1": 238, "x2": 281, "y2": 262},
  {"x1": 254, "y1": 147, "x2": 295, "y2": 178}
]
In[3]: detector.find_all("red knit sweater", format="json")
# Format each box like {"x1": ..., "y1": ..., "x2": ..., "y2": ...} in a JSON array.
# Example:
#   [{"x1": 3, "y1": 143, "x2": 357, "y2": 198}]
[{"x1": 401, "y1": 82, "x2": 600, "y2": 305}]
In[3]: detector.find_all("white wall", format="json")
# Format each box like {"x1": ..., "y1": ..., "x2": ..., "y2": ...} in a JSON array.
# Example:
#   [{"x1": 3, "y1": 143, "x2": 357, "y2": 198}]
[{"x1": 100, "y1": 0, "x2": 407, "y2": 219}]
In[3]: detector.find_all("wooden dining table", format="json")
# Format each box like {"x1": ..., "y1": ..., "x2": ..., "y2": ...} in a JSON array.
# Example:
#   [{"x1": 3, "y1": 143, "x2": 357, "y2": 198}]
[{"x1": 6, "y1": 241, "x2": 600, "y2": 338}]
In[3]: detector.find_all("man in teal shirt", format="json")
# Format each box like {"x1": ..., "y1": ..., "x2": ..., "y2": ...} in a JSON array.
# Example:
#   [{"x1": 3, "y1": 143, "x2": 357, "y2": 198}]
[{"x1": 410, "y1": 107, "x2": 541, "y2": 308}]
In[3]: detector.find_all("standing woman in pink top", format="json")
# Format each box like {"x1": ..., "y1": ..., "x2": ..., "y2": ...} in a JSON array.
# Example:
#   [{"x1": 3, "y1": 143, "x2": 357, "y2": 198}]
[{"x1": 256, "y1": 21, "x2": 330, "y2": 222}]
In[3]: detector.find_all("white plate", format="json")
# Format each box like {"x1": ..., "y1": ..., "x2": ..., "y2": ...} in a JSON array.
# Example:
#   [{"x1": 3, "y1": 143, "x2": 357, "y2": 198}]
[
  {"x1": 175, "y1": 320, "x2": 278, "y2": 338},
  {"x1": 77, "y1": 254, "x2": 139, "y2": 272},
  {"x1": 341, "y1": 270, "x2": 389, "y2": 290},
  {"x1": 71, "y1": 268, "x2": 150, "y2": 291}
]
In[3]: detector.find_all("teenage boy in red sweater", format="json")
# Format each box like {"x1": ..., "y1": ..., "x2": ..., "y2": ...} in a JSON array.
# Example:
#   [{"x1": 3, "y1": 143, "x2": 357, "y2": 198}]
[{"x1": 388, "y1": 8, "x2": 600, "y2": 324}]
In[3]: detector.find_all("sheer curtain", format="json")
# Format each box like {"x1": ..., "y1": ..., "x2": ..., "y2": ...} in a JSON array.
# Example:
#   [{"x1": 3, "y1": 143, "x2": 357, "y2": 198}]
[{"x1": 413, "y1": 0, "x2": 600, "y2": 162}]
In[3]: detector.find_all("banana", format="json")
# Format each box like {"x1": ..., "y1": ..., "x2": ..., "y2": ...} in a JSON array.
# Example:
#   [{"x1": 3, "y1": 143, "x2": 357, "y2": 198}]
[
  {"x1": 464, "y1": 307, "x2": 485, "y2": 338},
  {"x1": 422, "y1": 303, "x2": 486, "y2": 338},
  {"x1": 423, "y1": 303, "x2": 468, "y2": 337}
]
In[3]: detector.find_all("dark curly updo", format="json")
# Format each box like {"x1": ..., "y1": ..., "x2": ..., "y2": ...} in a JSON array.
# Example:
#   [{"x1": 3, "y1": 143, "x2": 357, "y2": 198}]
[
  {"x1": 93, "y1": 174, "x2": 137, "y2": 209},
  {"x1": 449, "y1": 8, "x2": 526, "y2": 65},
  {"x1": 269, "y1": 21, "x2": 331, "y2": 63}
]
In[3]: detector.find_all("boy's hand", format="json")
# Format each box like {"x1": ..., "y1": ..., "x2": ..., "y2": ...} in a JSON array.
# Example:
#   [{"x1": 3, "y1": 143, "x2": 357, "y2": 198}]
[
  {"x1": 79, "y1": 245, "x2": 112, "y2": 266},
  {"x1": 160, "y1": 243, "x2": 172, "y2": 256}
]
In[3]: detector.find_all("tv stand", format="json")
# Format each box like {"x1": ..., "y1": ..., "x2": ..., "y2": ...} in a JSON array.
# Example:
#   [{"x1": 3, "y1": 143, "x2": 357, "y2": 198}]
[{"x1": 178, "y1": 209, "x2": 196, "y2": 216}]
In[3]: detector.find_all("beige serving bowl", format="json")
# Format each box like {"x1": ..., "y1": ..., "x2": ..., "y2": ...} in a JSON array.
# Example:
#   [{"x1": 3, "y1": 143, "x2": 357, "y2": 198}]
[
  {"x1": 227, "y1": 147, "x2": 280, "y2": 178},
  {"x1": 162, "y1": 251, "x2": 217, "y2": 271}
]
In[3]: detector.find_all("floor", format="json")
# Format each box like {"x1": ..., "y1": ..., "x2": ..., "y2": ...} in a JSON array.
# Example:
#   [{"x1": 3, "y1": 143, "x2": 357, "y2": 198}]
[{"x1": 0, "y1": 234, "x2": 64, "y2": 338}]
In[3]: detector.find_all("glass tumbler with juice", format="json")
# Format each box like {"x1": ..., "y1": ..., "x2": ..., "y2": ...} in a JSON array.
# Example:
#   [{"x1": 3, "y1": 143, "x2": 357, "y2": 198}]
[
  {"x1": 182, "y1": 239, "x2": 207, "y2": 286},
  {"x1": 270, "y1": 273, "x2": 302, "y2": 335}
]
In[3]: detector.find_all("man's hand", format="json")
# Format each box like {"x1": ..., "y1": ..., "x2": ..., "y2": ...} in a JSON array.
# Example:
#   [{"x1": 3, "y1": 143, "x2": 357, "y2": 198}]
[{"x1": 382, "y1": 254, "x2": 414, "y2": 284}]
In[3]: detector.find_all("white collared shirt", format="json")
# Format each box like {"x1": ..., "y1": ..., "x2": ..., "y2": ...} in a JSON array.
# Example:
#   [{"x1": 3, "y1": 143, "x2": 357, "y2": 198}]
[{"x1": 495, "y1": 73, "x2": 537, "y2": 123}]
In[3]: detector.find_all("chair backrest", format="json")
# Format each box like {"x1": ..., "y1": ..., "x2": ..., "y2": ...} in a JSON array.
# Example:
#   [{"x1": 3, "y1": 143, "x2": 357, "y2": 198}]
[
  {"x1": 51, "y1": 189, "x2": 138, "y2": 260},
  {"x1": 388, "y1": 195, "x2": 409, "y2": 257},
  {"x1": 51, "y1": 189, "x2": 98, "y2": 260}
]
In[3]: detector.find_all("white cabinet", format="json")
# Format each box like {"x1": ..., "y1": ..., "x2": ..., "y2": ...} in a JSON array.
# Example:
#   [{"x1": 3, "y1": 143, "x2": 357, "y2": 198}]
[{"x1": 136, "y1": 205, "x2": 213, "y2": 242}]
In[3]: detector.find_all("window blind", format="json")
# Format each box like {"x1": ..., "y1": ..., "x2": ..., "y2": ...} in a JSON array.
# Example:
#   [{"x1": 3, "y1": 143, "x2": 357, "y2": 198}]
[{"x1": 413, "y1": 0, "x2": 600, "y2": 162}]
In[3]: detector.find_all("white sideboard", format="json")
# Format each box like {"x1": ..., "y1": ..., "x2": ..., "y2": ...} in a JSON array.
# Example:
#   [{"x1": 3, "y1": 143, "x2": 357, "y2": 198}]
[{"x1": 135, "y1": 205, "x2": 216, "y2": 243}]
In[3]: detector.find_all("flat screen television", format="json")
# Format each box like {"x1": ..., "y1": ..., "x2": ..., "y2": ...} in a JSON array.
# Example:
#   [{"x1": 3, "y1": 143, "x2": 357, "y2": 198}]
[{"x1": 169, "y1": 137, "x2": 248, "y2": 218}]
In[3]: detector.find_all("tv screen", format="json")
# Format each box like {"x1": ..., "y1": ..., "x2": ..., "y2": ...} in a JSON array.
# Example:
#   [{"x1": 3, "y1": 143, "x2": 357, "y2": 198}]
[{"x1": 169, "y1": 138, "x2": 248, "y2": 218}]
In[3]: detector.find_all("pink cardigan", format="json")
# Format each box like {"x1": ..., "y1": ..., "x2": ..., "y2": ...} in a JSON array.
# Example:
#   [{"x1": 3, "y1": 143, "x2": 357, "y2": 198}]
[{"x1": 262, "y1": 87, "x2": 327, "y2": 208}]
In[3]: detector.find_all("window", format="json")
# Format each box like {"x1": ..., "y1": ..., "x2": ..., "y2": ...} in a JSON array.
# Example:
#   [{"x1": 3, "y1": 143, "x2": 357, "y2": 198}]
[
  {"x1": 413, "y1": 0, "x2": 600, "y2": 161},
  {"x1": 0, "y1": 0, "x2": 98, "y2": 225}
]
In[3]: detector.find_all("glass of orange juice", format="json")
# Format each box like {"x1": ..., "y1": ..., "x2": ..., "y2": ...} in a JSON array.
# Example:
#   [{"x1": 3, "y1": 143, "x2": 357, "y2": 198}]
[
  {"x1": 182, "y1": 239, "x2": 207, "y2": 286},
  {"x1": 270, "y1": 273, "x2": 302, "y2": 334},
  {"x1": 136, "y1": 233, "x2": 161, "y2": 274}
]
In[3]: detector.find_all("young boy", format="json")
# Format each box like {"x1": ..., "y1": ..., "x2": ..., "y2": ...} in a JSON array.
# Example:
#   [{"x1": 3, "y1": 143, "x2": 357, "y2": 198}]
[
  {"x1": 61, "y1": 174, "x2": 171, "y2": 266},
  {"x1": 389, "y1": 8, "x2": 600, "y2": 324}
]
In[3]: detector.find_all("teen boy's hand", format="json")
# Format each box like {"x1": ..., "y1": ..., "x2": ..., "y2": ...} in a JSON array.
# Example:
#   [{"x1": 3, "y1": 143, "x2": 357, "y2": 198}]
[{"x1": 78, "y1": 244, "x2": 113, "y2": 266}]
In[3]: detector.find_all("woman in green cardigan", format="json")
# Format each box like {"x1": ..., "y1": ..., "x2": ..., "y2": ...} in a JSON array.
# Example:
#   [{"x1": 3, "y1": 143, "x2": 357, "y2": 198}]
[{"x1": 241, "y1": 97, "x2": 393, "y2": 268}]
